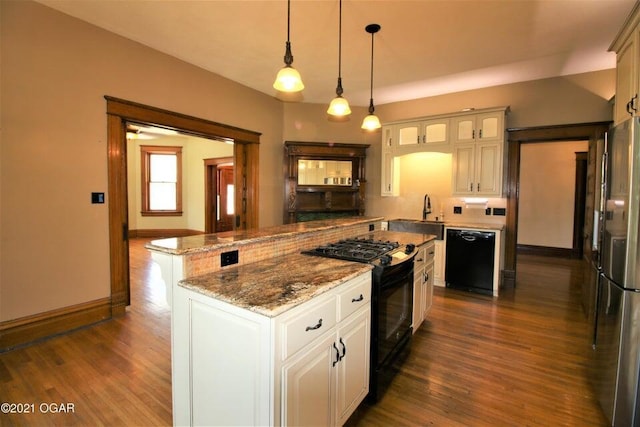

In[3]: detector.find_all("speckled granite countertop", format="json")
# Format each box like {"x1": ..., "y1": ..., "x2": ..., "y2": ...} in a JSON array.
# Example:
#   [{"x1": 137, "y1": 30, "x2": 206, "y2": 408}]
[
  {"x1": 179, "y1": 253, "x2": 373, "y2": 317},
  {"x1": 358, "y1": 230, "x2": 436, "y2": 246},
  {"x1": 146, "y1": 216, "x2": 384, "y2": 255},
  {"x1": 444, "y1": 222, "x2": 504, "y2": 231}
]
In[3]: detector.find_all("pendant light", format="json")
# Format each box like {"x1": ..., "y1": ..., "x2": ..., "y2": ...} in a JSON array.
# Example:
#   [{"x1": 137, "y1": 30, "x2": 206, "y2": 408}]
[
  {"x1": 327, "y1": 0, "x2": 351, "y2": 117},
  {"x1": 273, "y1": 0, "x2": 304, "y2": 93},
  {"x1": 361, "y1": 23, "x2": 381, "y2": 130}
]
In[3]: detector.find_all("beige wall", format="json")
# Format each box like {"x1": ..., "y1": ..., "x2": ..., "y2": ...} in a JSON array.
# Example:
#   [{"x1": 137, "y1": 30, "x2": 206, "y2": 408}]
[
  {"x1": 1, "y1": 1, "x2": 282, "y2": 321},
  {"x1": 518, "y1": 141, "x2": 589, "y2": 248},
  {"x1": 1, "y1": 0, "x2": 615, "y2": 323},
  {"x1": 126, "y1": 135, "x2": 234, "y2": 233}
]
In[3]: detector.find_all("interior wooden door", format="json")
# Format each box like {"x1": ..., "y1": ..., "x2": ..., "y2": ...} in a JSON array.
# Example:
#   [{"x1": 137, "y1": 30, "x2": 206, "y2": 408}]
[{"x1": 216, "y1": 165, "x2": 234, "y2": 232}]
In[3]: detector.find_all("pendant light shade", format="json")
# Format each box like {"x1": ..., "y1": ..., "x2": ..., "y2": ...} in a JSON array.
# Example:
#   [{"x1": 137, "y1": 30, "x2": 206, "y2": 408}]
[
  {"x1": 361, "y1": 23, "x2": 381, "y2": 130},
  {"x1": 273, "y1": 0, "x2": 304, "y2": 93},
  {"x1": 327, "y1": 0, "x2": 351, "y2": 117}
]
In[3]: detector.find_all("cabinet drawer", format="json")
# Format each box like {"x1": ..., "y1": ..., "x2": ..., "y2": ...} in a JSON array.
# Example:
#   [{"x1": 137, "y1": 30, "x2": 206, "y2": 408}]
[
  {"x1": 337, "y1": 273, "x2": 371, "y2": 322},
  {"x1": 416, "y1": 242, "x2": 434, "y2": 268},
  {"x1": 280, "y1": 296, "x2": 337, "y2": 360}
]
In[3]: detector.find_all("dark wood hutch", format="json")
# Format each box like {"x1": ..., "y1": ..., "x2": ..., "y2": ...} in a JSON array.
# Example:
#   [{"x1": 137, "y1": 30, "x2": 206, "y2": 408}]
[{"x1": 284, "y1": 141, "x2": 369, "y2": 223}]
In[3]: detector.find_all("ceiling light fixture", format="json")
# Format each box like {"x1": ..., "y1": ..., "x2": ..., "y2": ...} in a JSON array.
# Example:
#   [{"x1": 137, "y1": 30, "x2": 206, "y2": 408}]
[
  {"x1": 327, "y1": 0, "x2": 351, "y2": 118},
  {"x1": 273, "y1": 0, "x2": 304, "y2": 93},
  {"x1": 361, "y1": 23, "x2": 381, "y2": 131}
]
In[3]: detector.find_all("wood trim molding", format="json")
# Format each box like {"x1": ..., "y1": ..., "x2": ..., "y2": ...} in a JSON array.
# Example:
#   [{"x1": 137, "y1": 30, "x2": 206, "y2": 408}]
[
  {"x1": 0, "y1": 298, "x2": 111, "y2": 352},
  {"x1": 105, "y1": 96, "x2": 260, "y2": 317},
  {"x1": 516, "y1": 244, "x2": 576, "y2": 259},
  {"x1": 504, "y1": 121, "x2": 611, "y2": 287}
]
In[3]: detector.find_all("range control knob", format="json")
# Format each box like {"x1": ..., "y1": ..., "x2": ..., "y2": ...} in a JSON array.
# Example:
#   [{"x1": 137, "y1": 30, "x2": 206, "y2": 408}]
[
  {"x1": 379, "y1": 254, "x2": 393, "y2": 265},
  {"x1": 405, "y1": 243, "x2": 416, "y2": 254}
]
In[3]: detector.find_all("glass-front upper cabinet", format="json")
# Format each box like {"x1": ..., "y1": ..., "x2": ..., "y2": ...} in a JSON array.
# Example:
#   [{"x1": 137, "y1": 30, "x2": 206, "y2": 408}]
[
  {"x1": 451, "y1": 112, "x2": 503, "y2": 144},
  {"x1": 396, "y1": 119, "x2": 450, "y2": 148},
  {"x1": 297, "y1": 160, "x2": 352, "y2": 186}
]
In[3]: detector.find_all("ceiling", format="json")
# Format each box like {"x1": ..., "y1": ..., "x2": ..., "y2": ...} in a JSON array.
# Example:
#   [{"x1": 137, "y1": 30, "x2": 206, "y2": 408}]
[{"x1": 37, "y1": 0, "x2": 637, "y2": 107}]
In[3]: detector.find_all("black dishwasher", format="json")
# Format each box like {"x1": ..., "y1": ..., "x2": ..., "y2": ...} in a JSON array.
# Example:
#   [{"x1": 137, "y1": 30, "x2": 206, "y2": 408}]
[{"x1": 445, "y1": 229, "x2": 495, "y2": 295}]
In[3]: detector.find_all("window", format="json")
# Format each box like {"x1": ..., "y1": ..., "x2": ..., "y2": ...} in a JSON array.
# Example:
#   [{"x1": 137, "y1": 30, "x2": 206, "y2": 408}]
[{"x1": 141, "y1": 145, "x2": 182, "y2": 216}]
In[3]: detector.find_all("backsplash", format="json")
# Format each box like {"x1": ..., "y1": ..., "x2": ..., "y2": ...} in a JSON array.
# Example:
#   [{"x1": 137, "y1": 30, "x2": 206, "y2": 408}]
[{"x1": 382, "y1": 195, "x2": 507, "y2": 225}]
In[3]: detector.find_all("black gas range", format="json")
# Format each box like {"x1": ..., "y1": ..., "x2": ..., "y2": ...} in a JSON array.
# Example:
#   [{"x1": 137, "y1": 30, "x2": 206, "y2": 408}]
[
  {"x1": 302, "y1": 235, "x2": 417, "y2": 403},
  {"x1": 302, "y1": 237, "x2": 416, "y2": 268}
]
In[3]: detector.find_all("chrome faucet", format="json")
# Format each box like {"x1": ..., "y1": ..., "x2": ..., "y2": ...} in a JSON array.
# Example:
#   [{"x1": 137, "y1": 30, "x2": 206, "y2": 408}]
[{"x1": 422, "y1": 194, "x2": 432, "y2": 220}]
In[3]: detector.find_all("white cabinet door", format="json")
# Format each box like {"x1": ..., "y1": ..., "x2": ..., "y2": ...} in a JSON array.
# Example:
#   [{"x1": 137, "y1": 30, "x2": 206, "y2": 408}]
[
  {"x1": 423, "y1": 262, "x2": 434, "y2": 317},
  {"x1": 452, "y1": 142, "x2": 502, "y2": 196},
  {"x1": 381, "y1": 125, "x2": 399, "y2": 196},
  {"x1": 614, "y1": 21, "x2": 639, "y2": 124},
  {"x1": 282, "y1": 332, "x2": 336, "y2": 427},
  {"x1": 434, "y1": 240, "x2": 445, "y2": 287},
  {"x1": 335, "y1": 307, "x2": 371, "y2": 426},
  {"x1": 412, "y1": 263, "x2": 425, "y2": 332},
  {"x1": 451, "y1": 111, "x2": 503, "y2": 144},
  {"x1": 397, "y1": 119, "x2": 450, "y2": 148},
  {"x1": 282, "y1": 307, "x2": 370, "y2": 427},
  {"x1": 476, "y1": 112, "x2": 502, "y2": 142},
  {"x1": 397, "y1": 122, "x2": 420, "y2": 146},
  {"x1": 422, "y1": 118, "x2": 450, "y2": 146},
  {"x1": 451, "y1": 116, "x2": 476, "y2": 144},
  {"x1": 475, "y1": 142, "x2": 502, "y2": 195},
  {"x1": 452, "y1": 143, "x2": 475, "y2": 195}
]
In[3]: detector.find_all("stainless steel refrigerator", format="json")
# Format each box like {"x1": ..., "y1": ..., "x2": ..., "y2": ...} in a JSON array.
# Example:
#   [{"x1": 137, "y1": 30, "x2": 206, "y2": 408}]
[{"x1": 591, "y1": 116, "x2": 640, "y2": 426}]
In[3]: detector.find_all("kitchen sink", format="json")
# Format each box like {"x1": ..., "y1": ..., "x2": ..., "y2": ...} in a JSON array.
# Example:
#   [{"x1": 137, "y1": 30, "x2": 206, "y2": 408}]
[{"x1": 387, "y1": 218, "x2": 445, "y2": 240}]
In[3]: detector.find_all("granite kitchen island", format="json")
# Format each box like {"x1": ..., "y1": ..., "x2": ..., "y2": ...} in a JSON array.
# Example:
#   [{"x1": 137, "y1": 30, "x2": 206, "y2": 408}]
[{"x1": 146, "y1": 217, "x2": 387, "y2": 426}]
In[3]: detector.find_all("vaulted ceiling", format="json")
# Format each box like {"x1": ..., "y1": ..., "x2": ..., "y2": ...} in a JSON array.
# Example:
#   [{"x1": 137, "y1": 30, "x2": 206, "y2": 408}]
[{"x1": 37, "y1": 0, "x2": 637, "y2": 106}]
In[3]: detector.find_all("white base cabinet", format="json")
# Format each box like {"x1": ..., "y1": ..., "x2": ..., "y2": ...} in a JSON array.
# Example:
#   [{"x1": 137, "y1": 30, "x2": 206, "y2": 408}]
[
  {"x1": 412, "y1": 240, "x2": 435, "y2": 332},
  {"x1": 173, "y1": 271, "x2": 372, "y2": 426}
]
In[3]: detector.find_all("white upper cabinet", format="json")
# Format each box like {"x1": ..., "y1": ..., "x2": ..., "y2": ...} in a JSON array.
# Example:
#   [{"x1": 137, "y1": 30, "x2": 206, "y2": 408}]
[
  {"x1": 451, "y1": 111, "x2": 503, "y2": 144},
  {"x1": 450, "y1": 108, "x2": 506, "y2": 196},
  {"x1": 396, "y1": 118, "x2": 451, "y2": 149},
  {"x1": 381, "y1": 106, "x2": 507, "y2": 197},
  {"x1": 611, "y1": 2, "x2": 640, "y2": 125}
]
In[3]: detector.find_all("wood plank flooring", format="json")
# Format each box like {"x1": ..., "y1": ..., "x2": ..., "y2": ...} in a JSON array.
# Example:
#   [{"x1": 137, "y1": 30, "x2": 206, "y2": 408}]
[{"x1": 0, "y1": 240, "x2": 607, "y2": 426}]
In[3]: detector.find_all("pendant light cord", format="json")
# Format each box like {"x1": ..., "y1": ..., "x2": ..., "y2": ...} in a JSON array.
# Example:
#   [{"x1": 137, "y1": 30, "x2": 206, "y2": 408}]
[
  {"x1": 287, "y1": 0, "x2": 291, "y2": 43},
  {"x1": 338, "y1": 0, "x2": 342, "y2": 80},
  {"x1": 369, "y1": 29, "x2": 375, "y2": 113}
]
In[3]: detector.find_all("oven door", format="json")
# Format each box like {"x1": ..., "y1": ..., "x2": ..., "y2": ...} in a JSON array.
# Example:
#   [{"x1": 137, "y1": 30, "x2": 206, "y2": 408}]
[{"x1": 376, "y1": 262, "x2": 414, "y2": 365}]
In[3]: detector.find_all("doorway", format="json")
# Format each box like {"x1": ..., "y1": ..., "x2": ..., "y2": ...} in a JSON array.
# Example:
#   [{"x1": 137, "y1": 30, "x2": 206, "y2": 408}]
[
  {"x1": 503, "y1": 122, "x2": 610, "y2": 288},
  {"x1": 204, "y1": 157, "x2": 234, "y2": 233},
  {"x1": 106, "y1": 96, "x2": 260, "y2": 315},
  {"x1": 516, "y1": 141, "x2": 588, "y2": 258}
]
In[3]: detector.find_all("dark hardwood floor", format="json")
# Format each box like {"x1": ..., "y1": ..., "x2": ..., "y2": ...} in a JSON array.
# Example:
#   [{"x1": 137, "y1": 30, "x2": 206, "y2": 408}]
[{"x1": 0, "y1": 240, "x2": 607, "y2": 426}]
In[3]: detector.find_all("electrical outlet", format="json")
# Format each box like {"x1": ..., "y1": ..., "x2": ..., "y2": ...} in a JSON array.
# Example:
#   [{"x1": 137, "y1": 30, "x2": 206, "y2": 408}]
[
  {"x1": 493, "y1": 208, "x2": 506, "y2": 216},
  {"x1": 221, "y1": 250, "x2": 239, "y2": 267},
  {"x1": 453, "y1": 206, "x2": 462, "y2": 214}
]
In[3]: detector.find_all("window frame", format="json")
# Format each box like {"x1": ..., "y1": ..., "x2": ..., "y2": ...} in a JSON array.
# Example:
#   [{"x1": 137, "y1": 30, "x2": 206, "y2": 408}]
[{"x1": 140, "y1": 145, "x2": 183, "y2": 216}]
